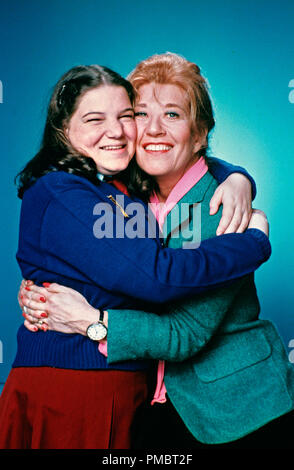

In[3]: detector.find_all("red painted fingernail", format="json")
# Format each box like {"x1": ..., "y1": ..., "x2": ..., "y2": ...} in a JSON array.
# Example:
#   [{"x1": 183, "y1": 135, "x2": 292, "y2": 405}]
[
  {"x1": 20, "y1": 295, "x2": 23, "y2": 299},
  {"x1": 43, "y1": 282, "x2": 51, "y2": 287},
  {"x1": 40, "y1": 312, "x2": 48, "y2": 318},
  {"x1": 25, "y1": 287, "x2": 31, "y2": 291},
  {"x1": 40, "y1": 296, "x2": 46, "y2": 302},
  {"x1": 22, "y1": 312, "x2": 26, "y2": 318},
  {"x1": 33, "y1": 327, "x2": 38, "y2": 332}
]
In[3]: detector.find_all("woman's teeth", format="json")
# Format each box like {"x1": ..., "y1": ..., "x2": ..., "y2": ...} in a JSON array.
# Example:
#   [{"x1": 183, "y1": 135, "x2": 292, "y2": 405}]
[
  {"x1": 101, "y1": 145, "x2": 125, "y2": 150},
  {"x1": 145, "y1": 144, "x2": 172, "y2": 151}
]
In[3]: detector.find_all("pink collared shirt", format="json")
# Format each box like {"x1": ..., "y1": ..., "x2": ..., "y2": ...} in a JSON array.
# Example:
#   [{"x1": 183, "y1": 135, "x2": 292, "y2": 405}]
[
  {"x1": 99, "y1": 157, "x2": 209, "y2": 404},
  {"x1": 148, "y1": 157, "x2": 208, "y2": 404}
]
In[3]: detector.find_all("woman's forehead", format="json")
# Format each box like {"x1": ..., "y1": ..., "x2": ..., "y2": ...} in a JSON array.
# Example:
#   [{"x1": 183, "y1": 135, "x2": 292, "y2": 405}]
[
  {"x1": 135, "y1": 83, "x2": 190, "y2": 116},
  {"x1": 74, "y1": 85, "x2": 132, "y2": 113},
  {"x1": 136, "y1": 83, "x2": 189, "y2": 107}
]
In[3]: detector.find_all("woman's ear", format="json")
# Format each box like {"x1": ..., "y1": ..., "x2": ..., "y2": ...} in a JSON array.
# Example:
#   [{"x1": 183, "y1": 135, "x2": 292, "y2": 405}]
[{"x1": 192, "y1": 129, "x2": 208, "y2": 154}]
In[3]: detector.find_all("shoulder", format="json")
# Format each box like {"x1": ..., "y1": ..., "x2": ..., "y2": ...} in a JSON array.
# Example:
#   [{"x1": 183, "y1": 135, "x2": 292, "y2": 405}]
[
  {"x1": 37, "y1": 171, "x2": 98, "y2": 193},
  {"x1": 199, "y1": 172, "x2": 222, "y2": 239},
  {"x1": 21, "y1": 172, "x2": 113, "y2": 219},
  {"x1": 204, "y1": 171, "x2": 219, "y2": 197},
  {"x1": 24, "y1": 171, "x2": 108, "y2": 202}
]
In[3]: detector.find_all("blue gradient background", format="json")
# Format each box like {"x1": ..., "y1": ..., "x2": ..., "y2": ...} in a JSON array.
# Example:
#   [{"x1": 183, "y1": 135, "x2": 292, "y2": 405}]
[{"x1": 1, "y1": 0, "x2": 294, "y2": 392}]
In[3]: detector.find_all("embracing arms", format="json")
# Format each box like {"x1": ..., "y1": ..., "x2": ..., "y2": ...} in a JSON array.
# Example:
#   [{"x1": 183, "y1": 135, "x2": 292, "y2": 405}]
[
  {"x1": 24, "y1": 172, "x2": 269, "y2": 307},
  {"x1": 19, "y1": 209, "x2": 269, "y2": 339},
  {"x1": 18, "y1": 164, "x2": 270, "y2": 338},
  {"x1": 199, "y1": 156, "x2": 255, "y2": 235},
  {"x1": 106, "y1": 278, "x2": 246, "y2": 363}
]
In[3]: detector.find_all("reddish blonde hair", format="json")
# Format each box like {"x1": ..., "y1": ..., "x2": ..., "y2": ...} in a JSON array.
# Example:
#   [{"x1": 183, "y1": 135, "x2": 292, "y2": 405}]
[{"x1": 128, "y1": 52, "x2": 215, "y2": 139}]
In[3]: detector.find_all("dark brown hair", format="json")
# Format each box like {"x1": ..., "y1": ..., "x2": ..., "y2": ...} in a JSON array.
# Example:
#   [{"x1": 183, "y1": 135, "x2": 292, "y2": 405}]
[{"x1": 15, "y1": 65, "x2": 135, "y2": 199}]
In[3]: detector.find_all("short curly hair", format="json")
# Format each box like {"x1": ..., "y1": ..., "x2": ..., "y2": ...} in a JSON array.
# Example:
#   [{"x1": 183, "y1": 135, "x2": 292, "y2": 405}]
[
  {"x1": 128, "y1": 52, "x2": 215, "y2": 139},
  {"x1": 124, "y1": 53, "x2": 215, "y2": 200}
]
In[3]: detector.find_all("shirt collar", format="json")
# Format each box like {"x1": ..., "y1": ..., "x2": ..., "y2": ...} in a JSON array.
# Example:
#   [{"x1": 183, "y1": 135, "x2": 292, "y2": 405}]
[{"x1": 149, "y1": 157, "x2": 209, "y2": 229}]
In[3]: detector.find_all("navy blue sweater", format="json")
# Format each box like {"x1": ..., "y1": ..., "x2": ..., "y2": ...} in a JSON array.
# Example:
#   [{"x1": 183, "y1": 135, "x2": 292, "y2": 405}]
[{"x1": 13, "y1": 159, "x2": 270, "y2": 371}]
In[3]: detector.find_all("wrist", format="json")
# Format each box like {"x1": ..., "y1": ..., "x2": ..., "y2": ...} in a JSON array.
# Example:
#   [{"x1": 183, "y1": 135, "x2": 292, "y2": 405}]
[
  {"x1": 79, "y1": 306, "x2": 102, "y2": 336},
  {"x1": 246, "y1": 228, "x2": 271, "y2": 261},
  {"x1": 86, "y1": 309, "x2": 108, "y2": 341}
]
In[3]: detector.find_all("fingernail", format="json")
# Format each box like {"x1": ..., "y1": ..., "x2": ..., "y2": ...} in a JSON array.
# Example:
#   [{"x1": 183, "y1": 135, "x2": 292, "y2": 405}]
[
  {"x1": 20, "y1": 295, "x2": 23, "y2": 299},
  {"x1": 43, "y1": 282, "x2": 51, "y2": 288},
  {"x1": 33, "y1": 326, "x2": 38, "y2": 332},
  {"x1": 25, "y1": 287, "x2": 31, "y2": 291},
  {"x1": 22, "y1": 312, "x2": 26, "y2": 318},
  {"x1": 40, "y1": 312, "x2": 48, "y2": 318},
  {"x1": 41, "y1": 325, "x2": 48, "y2": 332},
  {"x1": 40, "y1": 296, "x2": 46, "y2": 302}
]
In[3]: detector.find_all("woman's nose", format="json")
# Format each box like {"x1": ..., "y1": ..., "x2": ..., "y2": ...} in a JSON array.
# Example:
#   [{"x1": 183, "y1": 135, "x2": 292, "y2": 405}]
[
  {"x1": 146, "y1": 116, "x2": 165, "y2": 136},
  {"x1": 105, "y1": 119, "x2": 124, "y2": 139}
]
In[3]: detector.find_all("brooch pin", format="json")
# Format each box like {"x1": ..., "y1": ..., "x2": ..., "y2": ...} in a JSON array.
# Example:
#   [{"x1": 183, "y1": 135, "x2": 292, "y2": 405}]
[{"x1": 107, "y1": 195, "x2": 129, "y2": 218}]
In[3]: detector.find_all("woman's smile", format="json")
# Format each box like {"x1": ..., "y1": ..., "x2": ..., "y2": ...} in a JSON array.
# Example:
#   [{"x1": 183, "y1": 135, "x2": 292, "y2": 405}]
[
  {"x1": 66, "y1": 85, "x2": 136, "y2": 175},
  {"x1": 142, "y1": 142, "x2": 174, "y2": 153},
  {"x1": 135, "y1": 83, "x2": 206, "y2": 187}
]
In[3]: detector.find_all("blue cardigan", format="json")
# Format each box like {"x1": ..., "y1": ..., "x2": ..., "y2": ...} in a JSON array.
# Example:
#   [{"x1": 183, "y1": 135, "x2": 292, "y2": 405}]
[{"x1": 13, "y1": 159, "x2": 270, "y2": 371}]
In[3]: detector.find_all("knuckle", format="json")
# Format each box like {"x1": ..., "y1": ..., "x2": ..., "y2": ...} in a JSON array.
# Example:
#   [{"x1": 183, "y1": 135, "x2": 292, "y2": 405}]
[
  {"x1": 234, "y1": 216, "x2": 242, "y2": 226},
  {"x1": 232, "y1": 219, "x2": 242, "y2": 229},
  {"x1": 219, "y1": 216, "x2": 230, "y2": 226}
]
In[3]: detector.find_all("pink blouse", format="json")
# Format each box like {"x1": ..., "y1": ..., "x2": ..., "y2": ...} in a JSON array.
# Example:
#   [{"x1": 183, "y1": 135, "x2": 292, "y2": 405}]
[{"x1": 148, "y1": 157, "x2": 208, "y2": 404}]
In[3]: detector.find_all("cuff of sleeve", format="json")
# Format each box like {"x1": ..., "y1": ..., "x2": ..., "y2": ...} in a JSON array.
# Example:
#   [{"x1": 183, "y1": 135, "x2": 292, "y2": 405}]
[
  {"x1": 246, "y1": 228, "x2": 272, "y2": 261},
  {"x1": 241, "y1": 171, "x2": 257, "y2": 201},
  {"x1": 107, "y1": 309, "x2": 125, "y2": 363},
  {"x1": 107, "y1": 308, "x2": 144, "y2": 364},
  {"x1": 207, "y1": 157, "x2": 257, "y2": 200},
  {"x1": 225, "y1": 167, "x2": 257, "y2": 201}
]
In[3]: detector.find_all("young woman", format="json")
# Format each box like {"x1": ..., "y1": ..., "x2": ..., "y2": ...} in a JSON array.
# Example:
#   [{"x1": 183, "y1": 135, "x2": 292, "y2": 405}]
[{"x1": 0, "y1": 60, "x2": 270, "y2": 449}]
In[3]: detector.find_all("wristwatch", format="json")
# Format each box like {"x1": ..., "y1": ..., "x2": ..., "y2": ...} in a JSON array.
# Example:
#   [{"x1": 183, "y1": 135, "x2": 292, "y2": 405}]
[{"x1": 86, "y1": 310, "x2": 108, "y2": 341}]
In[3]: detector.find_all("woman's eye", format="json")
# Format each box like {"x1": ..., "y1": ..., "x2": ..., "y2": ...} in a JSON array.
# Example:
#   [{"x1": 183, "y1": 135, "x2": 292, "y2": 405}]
[
  {"x1": 86, "y1": 118, "x2": 103, "y2": 123},
  {"x1": 134, "y1": 112, "x2": 147, "y2": 118},
  {"x1": 166, "y1": 112, "x2": 180, "y2": 118},
  {"x1": 120, "y1": 114, "x2": 134, "y2": 120}
]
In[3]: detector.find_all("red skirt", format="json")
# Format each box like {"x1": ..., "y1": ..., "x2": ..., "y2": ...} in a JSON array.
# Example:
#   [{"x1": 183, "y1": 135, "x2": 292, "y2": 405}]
[{"x1": 0, "y1": 367, "x2": 148, "y2": 449}]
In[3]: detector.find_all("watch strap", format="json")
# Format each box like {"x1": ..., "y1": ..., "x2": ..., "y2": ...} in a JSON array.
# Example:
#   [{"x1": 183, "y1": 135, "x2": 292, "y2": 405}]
[{"x1": 99, "y1": 309, "x2": 104, "y2": 323}]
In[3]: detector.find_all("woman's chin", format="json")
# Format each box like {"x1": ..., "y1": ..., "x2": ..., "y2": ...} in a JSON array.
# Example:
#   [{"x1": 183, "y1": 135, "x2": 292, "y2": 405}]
[
  {"x1": 139, "y1": 165, "x2": 171, "y2": 177},
  {"x1": 98, "y1": 159, "x2": 132, "y2": 176}
]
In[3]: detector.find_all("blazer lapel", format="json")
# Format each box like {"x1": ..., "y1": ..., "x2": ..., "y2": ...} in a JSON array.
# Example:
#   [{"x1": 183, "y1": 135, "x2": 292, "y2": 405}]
[{"x1": 163, "y1": 172, "x2": 214, "y2": 244}]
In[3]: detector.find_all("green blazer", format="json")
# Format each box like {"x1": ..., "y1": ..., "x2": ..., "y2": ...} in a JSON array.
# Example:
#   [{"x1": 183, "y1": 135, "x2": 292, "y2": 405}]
[{"x1": 107, "y1": 172, "x2": 294, "y2": 444}]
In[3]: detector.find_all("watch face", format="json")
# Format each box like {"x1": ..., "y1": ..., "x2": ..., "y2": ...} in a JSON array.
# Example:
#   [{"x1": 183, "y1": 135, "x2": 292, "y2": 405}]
[{"x1": 87, "y1": 322, "x2": 107, "y2": 341}]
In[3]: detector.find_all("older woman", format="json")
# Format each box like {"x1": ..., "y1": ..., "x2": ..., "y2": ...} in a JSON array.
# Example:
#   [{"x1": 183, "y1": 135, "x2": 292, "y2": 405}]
[{"x1": 0, "y1": 59, "x2": 270, "y2": 450}]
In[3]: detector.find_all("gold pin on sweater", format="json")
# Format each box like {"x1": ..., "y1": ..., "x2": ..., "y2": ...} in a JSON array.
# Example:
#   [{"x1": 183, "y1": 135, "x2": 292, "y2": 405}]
[{"x1": 107, "y1": 195, "x2": 129, "y2": 218}]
